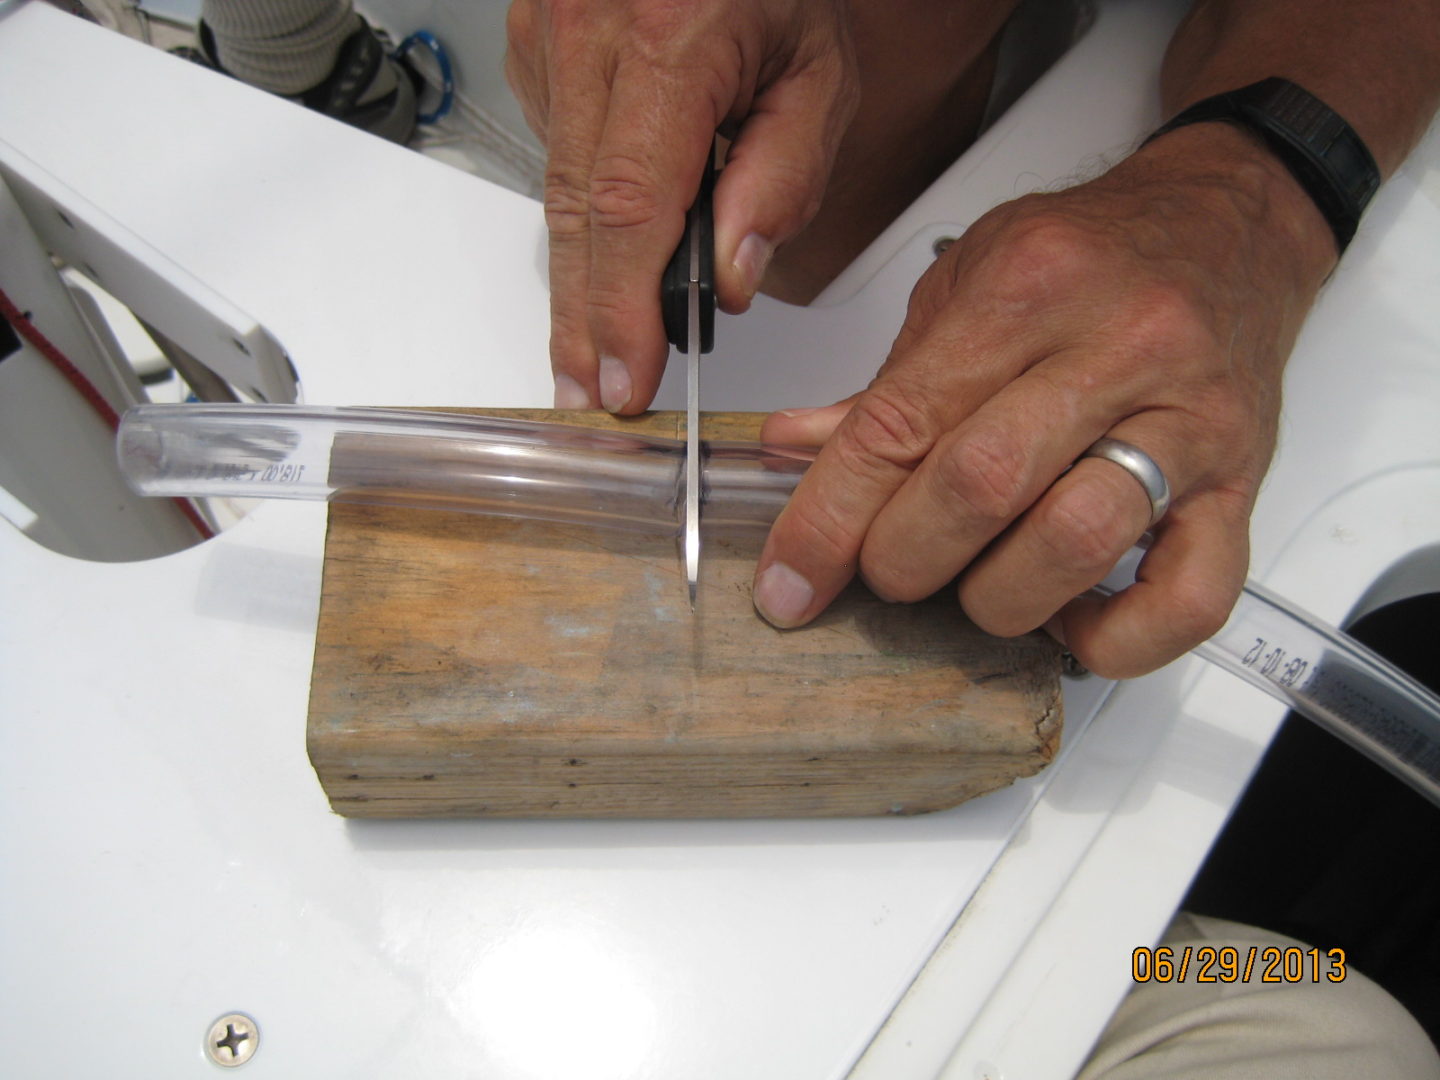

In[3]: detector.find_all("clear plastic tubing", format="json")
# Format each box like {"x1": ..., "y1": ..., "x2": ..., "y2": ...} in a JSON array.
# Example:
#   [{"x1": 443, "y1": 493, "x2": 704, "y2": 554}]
[
  {"x1": 119, "y1": 403, "x2": 1440, "y2": 807},
  {"x1": 1194, "y1": 579, "x2": 1440, "y2": 806},
  {"x1": 118, "y1": 403, "x2": 813, "y2": 537}
]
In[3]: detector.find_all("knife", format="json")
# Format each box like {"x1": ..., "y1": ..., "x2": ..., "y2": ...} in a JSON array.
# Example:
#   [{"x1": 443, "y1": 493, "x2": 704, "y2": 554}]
[{"x1": 661, "y1": 141, "x2": 717, "y2": 609}]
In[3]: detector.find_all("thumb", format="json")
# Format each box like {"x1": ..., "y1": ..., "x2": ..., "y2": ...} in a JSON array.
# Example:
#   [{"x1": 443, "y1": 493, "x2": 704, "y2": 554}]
[
  {"x1": 759, "y1": 393, "x2": 861, "y2": 448},
  {"x1": 713, "y1": 58, "x2": 857, "y2": 313}
]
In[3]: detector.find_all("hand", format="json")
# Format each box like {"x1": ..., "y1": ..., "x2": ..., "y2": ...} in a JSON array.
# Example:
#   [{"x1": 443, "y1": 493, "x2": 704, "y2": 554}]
[
  {"x1": 505, "y1": 0, "x2": 857, "y2": 413},
  {"x1": 753, "y1": 122, "x2": 1337, "y2": 678}
]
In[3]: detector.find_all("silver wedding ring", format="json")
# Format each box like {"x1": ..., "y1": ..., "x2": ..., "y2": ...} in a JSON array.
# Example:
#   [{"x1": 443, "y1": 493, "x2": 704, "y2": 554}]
[{"x1": 1082, "y1": 437, "x2": 1171, "y2": 527}]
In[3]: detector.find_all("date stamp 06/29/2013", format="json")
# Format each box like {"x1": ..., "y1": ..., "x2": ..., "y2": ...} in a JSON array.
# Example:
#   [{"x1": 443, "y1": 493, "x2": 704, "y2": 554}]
[{"x1": 1132, "y1": 945, "x2": 1348, "y2": 985}]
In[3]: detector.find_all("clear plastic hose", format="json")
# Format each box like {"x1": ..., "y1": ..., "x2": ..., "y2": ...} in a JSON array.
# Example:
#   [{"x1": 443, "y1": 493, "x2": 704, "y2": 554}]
[
  {"x1": 1194, "y1": 579, "x2": 1440, "y2": 806},
  {"x1": 118, "y1": 403, "x2": 811, "y2": 536},
  {"x1": 118, "y1": 403, "x2": 1440, "y2": 807}
]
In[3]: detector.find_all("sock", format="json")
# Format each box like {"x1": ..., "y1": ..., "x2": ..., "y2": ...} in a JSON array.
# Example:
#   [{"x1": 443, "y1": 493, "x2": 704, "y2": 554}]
[{"x1": 201, "y1": 0, "x2": 360, "y2": 96}]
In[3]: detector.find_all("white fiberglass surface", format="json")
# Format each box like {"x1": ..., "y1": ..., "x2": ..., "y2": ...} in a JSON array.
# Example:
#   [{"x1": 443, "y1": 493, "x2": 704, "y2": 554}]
[{"x1": 4, "y1": 3, "x2": 1439, "y2": 1079}]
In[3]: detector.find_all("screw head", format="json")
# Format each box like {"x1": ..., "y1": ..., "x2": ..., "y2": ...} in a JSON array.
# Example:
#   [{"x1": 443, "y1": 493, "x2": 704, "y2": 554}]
[{"x1": 205, "y1": 1013, "x2": 259, "y2": 1068}]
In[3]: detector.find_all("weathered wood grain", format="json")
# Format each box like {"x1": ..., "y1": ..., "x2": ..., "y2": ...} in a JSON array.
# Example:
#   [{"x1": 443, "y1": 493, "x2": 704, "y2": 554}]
[{"x1": 307, "y1": 409, "x2": 1062, "y2": 817}]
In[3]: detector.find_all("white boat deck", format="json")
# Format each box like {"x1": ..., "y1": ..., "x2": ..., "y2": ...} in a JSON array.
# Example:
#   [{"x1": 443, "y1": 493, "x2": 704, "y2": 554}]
[{"x1": 1, "y1": 1, "x2": 1437, "y2": 1076}]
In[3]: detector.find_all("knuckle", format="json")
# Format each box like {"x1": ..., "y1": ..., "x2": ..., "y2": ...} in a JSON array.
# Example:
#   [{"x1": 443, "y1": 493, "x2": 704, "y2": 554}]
[
  {"x1": 980, "y1": 208, "x2": 1093, "y2": 302},
  {"x1": 588, "y1": 156, "x2": 665, "y2": 232},
  {"x1": 542, "y1": 168, "x2": 591, "y2": 236},
  {"x1": 780, "y1": 495, "x2": 859, "y2": 573},
  {"x1": 842, "y1": 386, "x2": 937, "y2": 471},
  {"x1": 930, "y1": 430, "x2": 1029, "y2": 525},
  {"x1": 1032, "y1": 484, "x2": 1136, "y2": 575}
]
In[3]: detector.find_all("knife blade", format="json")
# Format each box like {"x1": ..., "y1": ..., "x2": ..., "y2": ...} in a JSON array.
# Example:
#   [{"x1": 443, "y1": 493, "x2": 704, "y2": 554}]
[
  {"x1": 684, "y1": 223, "x2": 702, "y2": 609},
  {"x1": 661, "y1": 142, "x2": 717, "y2": 610}
]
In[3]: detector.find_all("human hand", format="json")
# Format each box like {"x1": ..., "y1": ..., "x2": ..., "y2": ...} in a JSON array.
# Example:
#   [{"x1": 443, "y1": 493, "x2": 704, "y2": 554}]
[
  {"x1": 505, "y1": 0, "x2": 857, "y2": 413},
  {"x1": 753, "y1": 123, "x2": 1337, "y2": 678}
]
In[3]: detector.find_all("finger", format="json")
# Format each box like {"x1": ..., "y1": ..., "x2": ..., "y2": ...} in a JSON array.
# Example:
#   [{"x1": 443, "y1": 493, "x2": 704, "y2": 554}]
[
  {"x1": 857, "y1": 360, "x2": 1145, "y2": 604},
  {"x1": 542, "y1": 42, "x2": 615, "y2": 410},
  {"x1": 1048, "y1": 488, "x2": 1251, "y2": 679},
  {"x1": 758, "y1": 394, "x2": 861, "y2": 448},
  {"x1": 713, "y1": 53, "x2": 858, "y2": 313},
  {"x1": 751, "y1": 384, "x2": 951, "y2": 629},
  {"x1": 502, "y1": 3, "x2": 547, "y2": 141},
  {"x1": 957, "y1": 417, "x2": 1197, "y2": 637},
  {"x1": 750, "y1": 293, "x2": 1065, "y2": 628},
  {"x1": 585, "y1": 61, "x2": 723, "y2": 414}
]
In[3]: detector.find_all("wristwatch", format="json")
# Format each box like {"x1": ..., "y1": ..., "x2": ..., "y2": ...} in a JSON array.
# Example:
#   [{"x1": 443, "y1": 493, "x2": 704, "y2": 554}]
[{"x1": 1146, "y1": 77, "x2": 1381, "y2": 254}]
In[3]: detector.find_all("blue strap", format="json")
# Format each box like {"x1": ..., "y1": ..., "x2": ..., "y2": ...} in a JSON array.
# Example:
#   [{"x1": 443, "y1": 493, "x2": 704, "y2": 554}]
[{"x1": 394, "y1": 31, "x2": 454, "y2": 124}]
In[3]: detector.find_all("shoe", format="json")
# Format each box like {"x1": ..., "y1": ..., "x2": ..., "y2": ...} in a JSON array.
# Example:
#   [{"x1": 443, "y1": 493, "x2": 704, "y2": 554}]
[{"x1": 189, "y1": 19, "x2": 417, "y2": 145}]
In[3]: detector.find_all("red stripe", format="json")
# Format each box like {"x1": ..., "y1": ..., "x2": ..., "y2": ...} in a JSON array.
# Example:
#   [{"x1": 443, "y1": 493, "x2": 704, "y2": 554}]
[{"x1": 0, "y1": 285, "x2": 216, "y2": 541}]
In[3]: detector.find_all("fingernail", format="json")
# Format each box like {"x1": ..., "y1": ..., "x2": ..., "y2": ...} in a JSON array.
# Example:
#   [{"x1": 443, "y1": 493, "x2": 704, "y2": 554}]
[
  {"x1": 553, "y1": 373, "x2": 591, "y2": 409},
  {"x1": 598, "y1": 355, "x2": 632, "y2": 413},
  {"x1": 753, "y1": 561, "x2": 814, "y2": 628},
  {"x1": 1042, "y1": 615, "x2": 1068, "y2": 647},
  {"x1": 776, "y1": 407, "x2": 820, "y2": 418},
  {"x1": 733, "y1": 233, "x2": 774, "y2": 299}
]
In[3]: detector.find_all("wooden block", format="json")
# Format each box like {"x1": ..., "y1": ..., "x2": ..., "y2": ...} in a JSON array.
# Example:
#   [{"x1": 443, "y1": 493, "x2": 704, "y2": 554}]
[{"x1": 307, "y1": 409, "x2": 1062, "y2": 818}]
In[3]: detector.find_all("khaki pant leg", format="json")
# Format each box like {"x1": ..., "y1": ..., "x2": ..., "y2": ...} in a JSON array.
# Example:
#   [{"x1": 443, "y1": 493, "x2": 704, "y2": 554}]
[{"x1": 1078, "y1": 912, "x2": 1440, "y2": 1080}]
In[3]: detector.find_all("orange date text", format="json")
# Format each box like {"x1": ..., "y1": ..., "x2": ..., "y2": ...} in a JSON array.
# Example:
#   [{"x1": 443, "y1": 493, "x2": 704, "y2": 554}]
[{"x1": 1131, "y1": 945, "x2": 1347, "y2": 984}]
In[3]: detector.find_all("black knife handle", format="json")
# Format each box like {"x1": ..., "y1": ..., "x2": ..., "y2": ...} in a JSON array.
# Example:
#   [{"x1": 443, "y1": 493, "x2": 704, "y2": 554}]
[{"x1": 661, "y1": 143, "x2": 716, "y2": 354}]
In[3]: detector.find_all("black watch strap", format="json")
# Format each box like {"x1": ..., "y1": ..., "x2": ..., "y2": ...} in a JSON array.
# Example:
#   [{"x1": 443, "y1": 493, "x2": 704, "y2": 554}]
[{"x1": 1146, "y1": 78, "x2": 1380, "y2": 254}]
